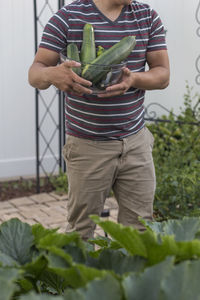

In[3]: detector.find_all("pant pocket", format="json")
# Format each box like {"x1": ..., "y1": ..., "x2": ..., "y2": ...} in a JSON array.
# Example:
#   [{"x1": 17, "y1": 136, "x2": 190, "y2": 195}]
[
  {"x1": 145, "y1": 127, "x2": 154, "y2": 150},
  {"x1": 62, "y1": 136, "x2": 79, "y2": 161}
]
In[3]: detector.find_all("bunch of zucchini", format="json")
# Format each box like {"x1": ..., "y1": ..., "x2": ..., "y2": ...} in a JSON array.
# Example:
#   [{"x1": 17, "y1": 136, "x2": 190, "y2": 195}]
[{"x1": 66, "y1": 23, "x2": 136, "y2": 86}]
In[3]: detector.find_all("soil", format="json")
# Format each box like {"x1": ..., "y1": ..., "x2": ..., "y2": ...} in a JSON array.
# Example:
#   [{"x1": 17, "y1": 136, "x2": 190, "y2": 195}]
[{"x1": 0, "y1": 177, "x2": 55, "y2": 201}]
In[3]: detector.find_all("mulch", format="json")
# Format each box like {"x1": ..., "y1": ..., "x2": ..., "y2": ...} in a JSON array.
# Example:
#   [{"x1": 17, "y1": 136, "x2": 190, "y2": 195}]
[{"x1": 0, "y1": 177, "x2": 54, "y2": 201}]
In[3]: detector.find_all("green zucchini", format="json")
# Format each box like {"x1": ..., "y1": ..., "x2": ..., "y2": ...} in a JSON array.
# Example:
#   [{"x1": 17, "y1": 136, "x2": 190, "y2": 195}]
[
  {"x1": 80, "y1": 23, "x2": 96, "y2": 65},
  {"x1": 82, "y1": 36, "x2": 136, "y2": 84},
  {"x1": 67, "y1": 43, "x2": 81, "y2": 75}
]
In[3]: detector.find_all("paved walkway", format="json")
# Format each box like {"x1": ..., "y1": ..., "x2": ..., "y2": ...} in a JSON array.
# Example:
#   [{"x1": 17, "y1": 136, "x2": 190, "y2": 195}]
[{"x1": 0, "y1": 193, "x2": 118, "y2": 236}]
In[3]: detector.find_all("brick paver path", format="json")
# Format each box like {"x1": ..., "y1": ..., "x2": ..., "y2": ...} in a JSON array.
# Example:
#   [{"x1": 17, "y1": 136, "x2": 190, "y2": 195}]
[{"x1": 0, "y1": 193, "x2": 118, "y2": 236}]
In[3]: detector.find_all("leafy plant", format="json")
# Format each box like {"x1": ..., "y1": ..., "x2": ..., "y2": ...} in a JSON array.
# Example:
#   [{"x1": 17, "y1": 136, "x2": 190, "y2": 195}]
[
  {"x1": 49, "y1": 169, "x2": 68, "y2": 195},
  {"x1": 1, "y1": 217, "x2": 200, "y2": 299},
  {"x1": 147, "y1": 85, "x2": 200, "y2": 219}
]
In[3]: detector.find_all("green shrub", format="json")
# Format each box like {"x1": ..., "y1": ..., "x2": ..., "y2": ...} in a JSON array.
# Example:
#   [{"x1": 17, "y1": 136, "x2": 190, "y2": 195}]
[
  {"x1": 49, "y1": 169, "x2": 68, "y2": 195},
  {"x1": 147, "y1": 85, "x2": 200, "y2": 219}
]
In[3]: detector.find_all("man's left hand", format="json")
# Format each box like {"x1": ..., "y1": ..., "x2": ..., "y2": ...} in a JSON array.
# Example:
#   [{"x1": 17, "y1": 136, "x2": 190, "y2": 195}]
[{"x1": 97, "y1": 67, "x2": 134, "y2": 98}]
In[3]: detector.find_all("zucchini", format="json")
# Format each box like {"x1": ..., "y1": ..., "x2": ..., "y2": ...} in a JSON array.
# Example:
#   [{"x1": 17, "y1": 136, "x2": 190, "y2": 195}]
[
  {"x1": 80, "y1": 23, "x2": 96, "y2": 65},
  {"x1": 67, "y1": 43, "x2": 81, "y2": 75},
  {"x1": 82, "y1": 36, "x2": 136, "y2": 84}
]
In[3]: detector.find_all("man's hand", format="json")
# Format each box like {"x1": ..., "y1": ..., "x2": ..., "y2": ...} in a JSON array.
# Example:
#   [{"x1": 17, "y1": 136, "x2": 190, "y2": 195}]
[
  {"x1": 97, "y1": 67, "x2": 133, "y2": 98},
  {"x1": 28, "y1": 48, "x2": 92, "y2": 95},
  {"x1": 97, "y1": 50, "x2": 170, "y2": 98},
  {"x1": 46, "y1": 60, "x2": 92, "y2": 95}
]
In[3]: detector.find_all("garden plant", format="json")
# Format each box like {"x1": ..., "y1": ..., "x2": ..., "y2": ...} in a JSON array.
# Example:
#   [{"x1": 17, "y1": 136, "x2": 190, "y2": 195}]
[
  {"x1": 148, "y1": 85, "x2": 200, "y2": 220},
  {"x1": 1, "y1": 216, "x2": 200, "y2": 299}
]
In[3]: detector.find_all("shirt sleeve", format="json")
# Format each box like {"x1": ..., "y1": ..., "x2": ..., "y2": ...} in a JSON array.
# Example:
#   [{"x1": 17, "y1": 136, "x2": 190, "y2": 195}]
[
  {"x1": 39, "y1": 8, "x2": 68, "y2": 53},
  {"x1": 147, "y1": 9, "x2": 167, "y2": 52}
]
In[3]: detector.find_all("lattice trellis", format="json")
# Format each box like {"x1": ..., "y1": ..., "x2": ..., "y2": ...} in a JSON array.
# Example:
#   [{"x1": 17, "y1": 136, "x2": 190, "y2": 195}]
[{"x1": 34, "y1": 0, "x2": 65, "y2": 192}]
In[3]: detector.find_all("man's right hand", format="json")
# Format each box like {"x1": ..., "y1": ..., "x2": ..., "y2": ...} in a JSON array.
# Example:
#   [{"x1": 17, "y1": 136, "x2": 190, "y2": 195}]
[
  {"x1": 45, "y1": 60, "x2": 93, "y2": 95},
  {"x1": 28, "y1": 48, "x2": 92, "y2": 95}
]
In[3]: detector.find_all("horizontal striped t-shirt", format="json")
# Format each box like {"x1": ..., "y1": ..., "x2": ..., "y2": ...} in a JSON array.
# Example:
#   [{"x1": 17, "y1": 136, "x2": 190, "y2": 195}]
[{"x1": 39, "y1": 0, "x2": 167, "y2": 140}]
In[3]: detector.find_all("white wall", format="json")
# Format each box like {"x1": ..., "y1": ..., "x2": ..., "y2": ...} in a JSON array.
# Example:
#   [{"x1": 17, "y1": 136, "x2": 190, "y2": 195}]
[
  {"x1": 145, "y1": 0, "x2": 200, "y2": 115},
  {"x1": 0, "y1": 0, "x2": 36, "y2": 179},
  {"x1": 0, "y1": 0, "x2": 199, "y2": 179}
]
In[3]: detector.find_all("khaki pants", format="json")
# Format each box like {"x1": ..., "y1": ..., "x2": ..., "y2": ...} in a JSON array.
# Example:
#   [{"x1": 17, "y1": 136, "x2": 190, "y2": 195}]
[{"x1": 62, "y1": 127, "x2": 156, "y2": 240}]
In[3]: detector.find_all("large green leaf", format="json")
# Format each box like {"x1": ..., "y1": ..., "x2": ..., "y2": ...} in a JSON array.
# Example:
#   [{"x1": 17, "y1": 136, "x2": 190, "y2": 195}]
[
  {"x1": 63, "y1": 244, "x2": 86, "y2": 264},
  {"x1": 161, "y1": 260, "x2": 200, "y2": 300},
  {"x1": 38, "y1": 231, "x2": 83, "y2": 249},
  {"x1": 123, "y1": 257, "x2": 200, "y2": 300},
  {"x1": 64, "y1": 274, "x2": 123, "y2": 300},
  {"x1": 23, "y1": 254, "x2": 48, "y2": 279},
  {"x1": 86, "y1": 249, "x2": 146, "y2": 275},
  {"x1": 18, "y1": 278, "x2": 34, "y2": 293},
  {"x1": 140, "y1": 232, "x2": 180, "y2": 265},
  {"x1": 0, "y1": 280, "x2": 18, "y2": 300},
  {"x1": 0, "y1": 250, "x2": 19, "y2": 267},
  {"x1": 46, "y1": 247, "x2": 73, "y2": 267},
  {"x1": 0, "y1": 218, "x2": 34, "y2": 265},
  {"x1": 91, "y1": 216, "x2": 147, "y2": 257},
  {"x1": 122, "y1": 257, "x2": 174, "y2": 300},
  {"x1": 0, "y1": 267, "x2": 20, "y2": 281},
  {"x1": 145, "y1": 217, "x2": 200, "y2": 241},
  {"x1": 63, "y1": 290, "x2": 84, "y2": 300},
  {"x1": 88, "y1": 236, "x2": 110, "y2": 248},
  {"x1": 175, "y1": 239, "x2": 200, "y2": 261},
  {"x1": 38, "y1": 231, "x2": 86, "y2": 262},
  {"x1": 20, "y1": 291, "x2": 63, "y2": 300},
  {"x1": 0, "y1": 268, "x2": 20, "y2": 300},
  {"x1": 39, "y1": 269, "x2": 69, "y2": 295},
  {"x1": 48, "y1": 263, "x2": 108, "y2": 288},
  {"x1": 92, "y1": 216, "x2": 200, "y2": 266},
  {"x1": 32, "y1": 223, "x2": 58, "y2": 245},
  {"x1": 91, "y1": 216, "x2": 176, "y2": 265}
]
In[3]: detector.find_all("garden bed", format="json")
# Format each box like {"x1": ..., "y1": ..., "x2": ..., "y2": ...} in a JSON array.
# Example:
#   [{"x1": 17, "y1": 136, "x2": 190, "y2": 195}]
[{"x1": 0, "y1": 177, "x2": 55, "y2": 201}]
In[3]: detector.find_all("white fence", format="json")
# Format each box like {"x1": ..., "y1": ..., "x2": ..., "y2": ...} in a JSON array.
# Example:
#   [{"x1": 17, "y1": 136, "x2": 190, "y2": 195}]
[{"x1": 0, "y1": 0, "x2": 199, "y2": 179}]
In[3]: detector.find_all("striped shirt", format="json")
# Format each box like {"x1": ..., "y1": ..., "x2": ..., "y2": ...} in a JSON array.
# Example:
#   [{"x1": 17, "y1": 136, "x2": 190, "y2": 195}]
[{"x1": 39, "y1": 0, "x2": 167, "y2": 140}]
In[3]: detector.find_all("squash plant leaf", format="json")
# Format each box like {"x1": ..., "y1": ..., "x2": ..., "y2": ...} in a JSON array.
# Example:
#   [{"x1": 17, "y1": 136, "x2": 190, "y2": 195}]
[
  {"x1": 0, "y1": 268, "x2": 21, "y2": 300},
  {"x1": 88, "y1": 236, "x2": 110, "y2": 248},
  {"x1": 38, "y1": 231, "x2": 85, "y2": 255},
  {"x1": 48, "y1": 264, "x2": 108, "y2": 289},
  {"x1": 86, "y1": 249, "x2": 146, "y2": 275},
  {"x1": 32, "y1": 223, "x2": 58, "y2": 245},
  {"x1": 18, "y1": 277, "x2": 34, "y2": 293},
  {"x1": 0, "y1": 250, "x2": 19, "y2": 267},
  {"x1": 23, "y1": 254, "x2": 48, "y2": 279},
  {"x1": 0, "y1": 279, "x2": 19, "y2": 300},
  {"x1": 144, "y1": 217, "x2": 200, "y2": 241},
  {"x1": 64, "y1": 273, "x2": 123, "y2": 300},
  {"x1": 122, "y1": 256, "x2": 174, "y2": 300},
  {"x1": 46, "y1": 249, "x2": 72, "y2": 268},
  {"x1": 92, "y1": 216, "x2": 200, "y2": 266},
  {"x1": 0, "y1": 218, "x2": 34, "y2": 265},
  {"x1": 161, "y1": 259, "x2": 200, "y2": 300},
  {"x1": 20, "y1": 291, "x2": 63, "y2": 300},
  {"x1": 63, "y1": 243, "x2": 86, "y2": 264},
  {"x1": 39, "y1": 269, "x2": 69, "y2": 295},
  {"x1": 90, "y1": 216, "x2": 147, "y2": 257}
]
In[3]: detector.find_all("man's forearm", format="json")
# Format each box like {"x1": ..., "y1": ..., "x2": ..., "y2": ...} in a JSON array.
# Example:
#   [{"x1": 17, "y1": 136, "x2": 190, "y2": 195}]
[
  {"x1": 28, "y1": 62, "x2": 54, "y2": 90},
  {"x1": 131, "y1": 66, "x2": 170, "y2": 90}
]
